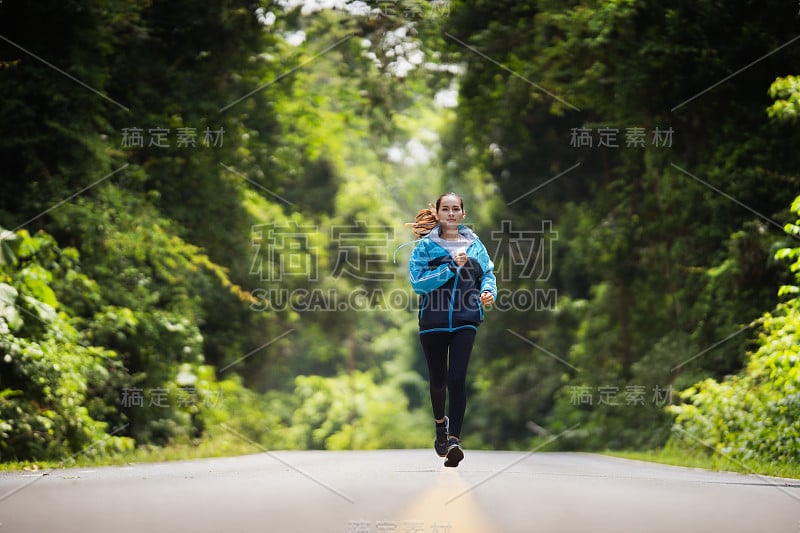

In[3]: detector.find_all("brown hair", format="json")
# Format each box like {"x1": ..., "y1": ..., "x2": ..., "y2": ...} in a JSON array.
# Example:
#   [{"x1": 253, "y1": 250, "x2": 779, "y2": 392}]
[{"x1": 405, "y1": 192, "x2": 464, "y2": 238}]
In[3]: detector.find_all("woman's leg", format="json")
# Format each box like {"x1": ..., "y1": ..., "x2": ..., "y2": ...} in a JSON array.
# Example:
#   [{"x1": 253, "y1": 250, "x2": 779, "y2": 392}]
[
  {"x1": 420, "y1": 332, "x2": 450, "y2": 421},
  {"x1": 446, "y1": 328, "x2": 477, "y2": 439}
]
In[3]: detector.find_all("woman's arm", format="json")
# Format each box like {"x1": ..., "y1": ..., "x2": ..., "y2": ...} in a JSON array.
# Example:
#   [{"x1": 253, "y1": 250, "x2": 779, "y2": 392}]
[
  {"x1": 409, "y1": 241, "x2": 457, "y2": 295},
  {"x1": 474, "y1": 239, "x2": 497, "y2": 299}
]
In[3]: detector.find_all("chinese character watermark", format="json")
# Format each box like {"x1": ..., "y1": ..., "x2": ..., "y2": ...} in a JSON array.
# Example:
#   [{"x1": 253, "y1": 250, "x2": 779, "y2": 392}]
[
  {"x1": 119, "y1": 388, "x2": 223, "y2": 408},
  {"x1": 346, "y1": 519, "x2": 452, "y2": 533},
  {"x1": 569, "y1": 127, "x2": 674, "y2": 149},
  {"x1": 248, "y1": 219, "x2": 559, "y2": 312},
  {"x1": 568, "y1": 385, "x2": 673, "y2": 407},
  {"x1": 330, "y1": 222, "x2": 395, "y2": 282},
  {"x1": 490, "y1": 220, "x2": 557, "y2": 283},
  {"x1": 371, "y1": 0, "x2": 451, "y2": 20},
  {"x1": 250, "y1": 222, "x2": 320, "y2": 282},
  {"x1": 121, "y1": 127, "x2": 225, "y2": 148}
]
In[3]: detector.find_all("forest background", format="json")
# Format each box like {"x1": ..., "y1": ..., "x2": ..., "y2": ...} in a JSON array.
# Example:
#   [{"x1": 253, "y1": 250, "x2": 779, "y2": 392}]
[{"x1": 1, "y1": 0, "x2": 800, "y2": 473}]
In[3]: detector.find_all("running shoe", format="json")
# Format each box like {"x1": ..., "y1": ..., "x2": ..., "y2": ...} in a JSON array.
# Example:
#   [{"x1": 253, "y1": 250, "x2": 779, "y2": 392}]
[{"x1": 444, "y1": 437, "x2": 464, "y2": 467}]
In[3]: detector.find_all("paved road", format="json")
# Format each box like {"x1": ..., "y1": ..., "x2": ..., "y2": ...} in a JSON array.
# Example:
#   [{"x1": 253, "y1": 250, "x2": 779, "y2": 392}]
[{"x1": 0, "y1": 450, "x2": 798, "y2": 532}]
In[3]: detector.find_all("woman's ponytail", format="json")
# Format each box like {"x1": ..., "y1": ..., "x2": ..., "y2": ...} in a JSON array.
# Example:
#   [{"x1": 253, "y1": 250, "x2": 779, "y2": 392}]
[{"x1": 405, "y1": 206, "x2": 438, "y2": 239}]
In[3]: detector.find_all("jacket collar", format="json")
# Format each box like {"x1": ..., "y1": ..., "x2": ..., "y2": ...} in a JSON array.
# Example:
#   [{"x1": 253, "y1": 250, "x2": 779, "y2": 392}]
[{"x1": 427, "y1": 224, "x2": 478, "y2": 247}]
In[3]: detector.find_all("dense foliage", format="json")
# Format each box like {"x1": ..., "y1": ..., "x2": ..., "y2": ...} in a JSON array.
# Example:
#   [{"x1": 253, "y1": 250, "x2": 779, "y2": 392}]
[
  {"x1": 1, "y1": 0, "x2": 798, "y2": 465},
  {"x1": 0, "y1": 0, "x2": 437, "y2": 461},
  {"x1": 439, "y1": 0, "x2": 800, "y2": 459}
]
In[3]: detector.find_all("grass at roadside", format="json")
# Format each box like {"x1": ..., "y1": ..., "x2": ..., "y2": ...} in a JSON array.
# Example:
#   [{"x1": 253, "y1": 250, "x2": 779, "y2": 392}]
[
  {"x1": 0, "y1": 434, "x2": 260, "y2": 473},
  {"x1": 603, "y1": 449, "x2": 800, "y2": 480}
]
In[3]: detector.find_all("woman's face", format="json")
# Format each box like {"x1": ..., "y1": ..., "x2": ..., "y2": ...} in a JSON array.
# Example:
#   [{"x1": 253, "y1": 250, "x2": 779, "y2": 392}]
[{"x1": 436, "y1": 195, "x2": 465, "y2": 230}]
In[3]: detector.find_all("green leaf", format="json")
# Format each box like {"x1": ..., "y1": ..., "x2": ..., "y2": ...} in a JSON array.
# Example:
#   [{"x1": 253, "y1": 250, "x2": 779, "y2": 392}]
[
  {"x1": 0, "y1": 228, "x2": 19, "y2": 267},
  {"x1": 0, "y1": 283, "x2": 23, "y2": 330},
  {"x1": 21, "y1": 295, "x2": 57, "y2": 324},
  {"x1": 18, "y1": 265, "x2": 58, "y2": 309}
]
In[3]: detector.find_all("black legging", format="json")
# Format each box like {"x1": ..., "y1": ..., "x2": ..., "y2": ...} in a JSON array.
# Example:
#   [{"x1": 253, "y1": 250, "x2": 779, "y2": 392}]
[{"x1": 419, "y1": 329, "x2": 476, "y2": 438}]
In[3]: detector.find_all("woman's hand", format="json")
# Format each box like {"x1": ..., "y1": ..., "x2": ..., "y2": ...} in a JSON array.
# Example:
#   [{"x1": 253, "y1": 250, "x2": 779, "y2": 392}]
[{"x1": 480, "y1": 291, "x2": 494, "y2": 307}]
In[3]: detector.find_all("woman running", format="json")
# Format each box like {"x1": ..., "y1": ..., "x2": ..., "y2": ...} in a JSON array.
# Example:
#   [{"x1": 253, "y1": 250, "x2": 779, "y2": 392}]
[{"x1": 407, "y1": 192, "x2": 497, "y2": 467}]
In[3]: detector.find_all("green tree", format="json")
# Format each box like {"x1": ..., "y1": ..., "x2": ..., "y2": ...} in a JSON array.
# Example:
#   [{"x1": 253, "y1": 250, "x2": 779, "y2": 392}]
[{"x1": 669, "y1": 196, "x2": 800, "y2": 464}]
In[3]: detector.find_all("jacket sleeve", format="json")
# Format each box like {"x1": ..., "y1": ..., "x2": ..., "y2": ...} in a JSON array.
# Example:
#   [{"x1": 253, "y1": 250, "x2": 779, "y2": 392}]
[
  {"x1": 409, "y1": 241, "x2": 456, "y2": 295},
  {"x1": 474, "y1": 239, "x2": 497, "y2": 298}
]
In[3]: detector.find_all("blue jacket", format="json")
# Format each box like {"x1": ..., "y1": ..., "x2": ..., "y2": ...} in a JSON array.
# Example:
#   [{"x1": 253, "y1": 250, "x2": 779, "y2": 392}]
[{"x1": 409, "y1": 225, "x2": 497, "y2": 334}]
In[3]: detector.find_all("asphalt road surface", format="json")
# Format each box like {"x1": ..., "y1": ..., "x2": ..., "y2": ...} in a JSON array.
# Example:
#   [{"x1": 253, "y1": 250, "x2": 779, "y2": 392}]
[{"x1": 1, "y1": 450, "x2": 799, "y2": 532}]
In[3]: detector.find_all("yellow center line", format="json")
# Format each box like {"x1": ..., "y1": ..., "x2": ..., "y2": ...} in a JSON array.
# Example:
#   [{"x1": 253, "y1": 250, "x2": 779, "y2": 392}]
[{"x1": 397, "y1": 469, "x2": 496, "y2": 533}]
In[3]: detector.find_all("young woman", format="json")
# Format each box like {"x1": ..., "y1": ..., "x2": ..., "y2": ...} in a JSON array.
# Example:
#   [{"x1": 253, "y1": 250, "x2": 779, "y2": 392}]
[{"x1": 407, "y1": 192, "x2": 496, "y2": 467}]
